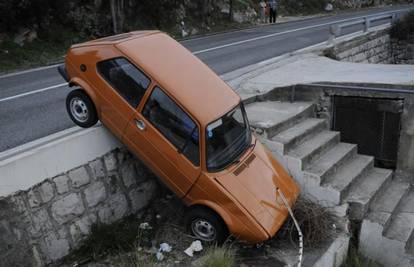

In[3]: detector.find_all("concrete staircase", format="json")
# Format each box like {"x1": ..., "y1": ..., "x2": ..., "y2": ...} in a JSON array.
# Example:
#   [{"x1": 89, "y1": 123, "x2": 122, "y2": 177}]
[{"x1": 245, "y1": 100, "x2": 414, "y2": 266}]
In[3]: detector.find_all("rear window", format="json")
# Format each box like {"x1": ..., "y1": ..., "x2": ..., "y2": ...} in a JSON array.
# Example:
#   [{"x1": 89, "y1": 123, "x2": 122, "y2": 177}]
[{"x1": 97, "y1": 58, "x2": 150, "y2": 108}]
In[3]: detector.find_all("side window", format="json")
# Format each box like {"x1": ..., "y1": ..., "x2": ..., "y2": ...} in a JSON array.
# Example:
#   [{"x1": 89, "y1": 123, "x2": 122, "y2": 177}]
[
  {"x1": 143, "y1": 87, "x2": 199, "y2": 166},
  {"x1": 97, "y1": 58, "x2": 150, "y2": 108}
]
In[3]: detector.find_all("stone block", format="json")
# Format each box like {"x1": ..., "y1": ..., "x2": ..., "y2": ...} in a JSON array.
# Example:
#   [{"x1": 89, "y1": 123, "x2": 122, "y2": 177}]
[
  {"x1": 120, "y1": 162, "x2": 137, "y2": 188},
  {"x1": 128, "y1": 180, "x2": 157, "y2": 212},
  {"x1": 32, "y1": 245, "x2": 43, "y2": 267},
  {"x1": 53, "y1": 175, "x2": 69, "y2": 195},
  {"x1": 27, "y1": 189, "x2": 41, "y2": 208},
  {"x1": 89, "y1": 159, "x2": 105, "y2": 179},
  {"x1": 29, "y1": 209, "x2": 53, "y2": 236},
  {"x1": 69, "y1": 214, "x2": 97, "y2": 245},
  {"x1": 38, "y1": 182, "x2": 54, "y2": 203},
  {"x1": 10, "y1": 194, "x2": 27, "y2": 214},
  {"x1": 84, "y1": 182, "x2": 106, "y2": 208},
  {"x1": 68, "y1": 167, "x2": 90, "y2": 188},
  {"x1": 51, "y1": 193, "x2": 85, "y2": 224},
  {"x1": 98, "y1": 193, "x2": 128, "y2": 224},
  {"x1": 104, "y1": 153, "x2": 117, "y2": 172},
  {"x1": 40, "y1": 231, "x2": 70, "y2": 262}
]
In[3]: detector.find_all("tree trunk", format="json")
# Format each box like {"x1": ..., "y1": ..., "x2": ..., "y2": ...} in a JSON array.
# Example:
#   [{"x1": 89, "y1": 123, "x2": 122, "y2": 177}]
[
  {"x1": 110, "y1": 0, "x2": 118, "y2": 33},
  {"x1": 229, "y1": 0, "x2": 233, "y2": 21}
]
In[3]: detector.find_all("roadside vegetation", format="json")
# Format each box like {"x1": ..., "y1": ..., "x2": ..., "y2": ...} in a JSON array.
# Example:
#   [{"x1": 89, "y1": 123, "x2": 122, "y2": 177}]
[
  {"x1": 1, "y1": 0, "x2": 411, "y2": 73},
  {"x1": 60, "y1": 195, "x2": 340, "y2": 266},
  {"x1": 341, "y1": 246, "x2": 382, "y2": 267}
]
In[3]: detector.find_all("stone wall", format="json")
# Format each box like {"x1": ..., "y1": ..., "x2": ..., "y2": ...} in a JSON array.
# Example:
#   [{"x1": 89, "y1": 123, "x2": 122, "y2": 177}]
[
  {"x1": 392, "y1": 34, "x2": 414, "y2": 64},
  {"x1": 331, "y1": 28, "x2": 394, "y2": 64},
  {"x1": 0, "y1": 148, "x2": 158, "y2": 266},
  {"x1": 329, "y1": 28, "x2": 414, "y2": 65}
]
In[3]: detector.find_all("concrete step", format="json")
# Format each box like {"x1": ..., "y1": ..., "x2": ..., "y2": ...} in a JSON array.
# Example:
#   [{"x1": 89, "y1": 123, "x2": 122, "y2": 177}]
[
  {"x1": 245, "y1": 101, "x2": 315, "y2": 138},
  {"x1": 384, "y1": 189, "x2": 414, "y2": 244},
  {"x1": 303, "y1": 143, "x2": 357, "y2": 185},
  {"x1": 359, "y1": 217, "x2": 413, "y2": 267},
  {"x1": 270, "y1": 118, "x2": 327, "y2": 154},
  {"x1": 344, "y1": 167, "x2": 393, "y2": 220},
  {"x1": 315, "y1": 154, "x2": 373, "y2": 206},
  {"x1": 286, "y1": 131, "x2": 340, "y2": 171},
  {"x1": 366, "y1": 180, "x2": 410, "y2": 227}
]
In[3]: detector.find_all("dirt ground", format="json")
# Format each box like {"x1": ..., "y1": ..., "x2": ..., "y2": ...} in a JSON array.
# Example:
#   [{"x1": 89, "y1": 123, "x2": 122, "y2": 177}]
[{"x1": 62, "y1": 189, "x2": 341, "y2": 267}]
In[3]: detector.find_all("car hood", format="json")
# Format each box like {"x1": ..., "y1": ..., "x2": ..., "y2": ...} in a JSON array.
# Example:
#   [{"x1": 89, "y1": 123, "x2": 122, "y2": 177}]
[{"x1": 215, "y1": 142, "x2": 299, "y2": 236}]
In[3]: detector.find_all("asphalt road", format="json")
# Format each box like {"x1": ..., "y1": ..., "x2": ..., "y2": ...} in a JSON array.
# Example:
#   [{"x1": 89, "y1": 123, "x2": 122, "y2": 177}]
[{"x1": 0, "y1": 5, "x2": 412, "y2": 152}]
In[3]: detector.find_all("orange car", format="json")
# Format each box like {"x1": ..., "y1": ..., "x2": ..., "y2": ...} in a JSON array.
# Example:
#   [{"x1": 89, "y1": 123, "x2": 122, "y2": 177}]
[{"x1": 59, "y1": 31, "x2": 300, "y2": 243}]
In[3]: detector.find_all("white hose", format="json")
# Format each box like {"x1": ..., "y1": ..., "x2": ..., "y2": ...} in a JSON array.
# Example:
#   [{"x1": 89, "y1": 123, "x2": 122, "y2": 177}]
[{"x1": 277, "y1": 188, "x2": 303, "y2": 267}]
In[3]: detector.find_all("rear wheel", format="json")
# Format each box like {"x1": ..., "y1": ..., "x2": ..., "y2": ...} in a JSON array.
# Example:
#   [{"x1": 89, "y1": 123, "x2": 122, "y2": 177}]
[
  {"x1": 66, "y1": 89, "x2": 98, "y2": 128},
  {"x1": 185, "y1": 207, "x2": 228, "y2": 244}
]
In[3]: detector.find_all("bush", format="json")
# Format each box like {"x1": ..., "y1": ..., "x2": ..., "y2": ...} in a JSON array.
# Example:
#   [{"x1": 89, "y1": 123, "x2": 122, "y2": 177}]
[
  {"x1": 390, "y1": 10, "x2": 414, "y2": 41},
  {"x1": 281, "y1": 0, "x2": 328, "y2": 15}
]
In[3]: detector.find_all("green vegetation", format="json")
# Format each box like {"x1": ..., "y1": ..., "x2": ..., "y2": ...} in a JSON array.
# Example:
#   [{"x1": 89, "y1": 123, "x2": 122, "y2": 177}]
[
  {"x1": 63, "y1": 215, "x2": 155, "y2": 264},
  {"x1": 0, "y1": 29, "x2": 86, "y2": 73},
  {"x1": 342, "y1": 246, "x2": 382, "y2": 267},
  {"x1": 198, "y1": 246, "x2": 236, "y2": 267},
  {"x1": 390, "y1": 10, "x2": 414, "y2": 41}
]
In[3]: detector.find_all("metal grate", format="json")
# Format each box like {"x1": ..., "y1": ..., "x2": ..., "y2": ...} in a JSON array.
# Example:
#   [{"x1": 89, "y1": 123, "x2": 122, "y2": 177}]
[{"x1": 332, "y1": 96, "x2": 403, "y2": 169}]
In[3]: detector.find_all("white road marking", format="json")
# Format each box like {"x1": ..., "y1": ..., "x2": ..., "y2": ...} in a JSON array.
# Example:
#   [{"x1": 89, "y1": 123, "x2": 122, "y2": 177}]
[
  {"x1": 0, "y1": 83, "x2": 67, "y2": 103},
  {"x1": 0, "y1": 7, "x2": 409, "y2": 102},
  {"x1": 193, "y1": 8, "x2": 408, "y2": 55},
  {"x1": 0, "y1": 63, "x2": 63, "y2": 79}
]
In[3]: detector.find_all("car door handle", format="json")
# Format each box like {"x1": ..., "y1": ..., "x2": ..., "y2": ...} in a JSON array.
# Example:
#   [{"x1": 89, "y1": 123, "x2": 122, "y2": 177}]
[{"x1": 135, "y1": 119, "x2": 146, "y2": 131}]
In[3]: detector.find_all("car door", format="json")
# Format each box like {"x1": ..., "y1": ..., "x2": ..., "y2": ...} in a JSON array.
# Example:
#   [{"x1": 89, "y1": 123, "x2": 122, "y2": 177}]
[
  {"x1": 122, "y1": 86, "x2": 201, "y2": 198},
  {"x1": 96, "y1": 57, "x2": 151, "y2": 138}
]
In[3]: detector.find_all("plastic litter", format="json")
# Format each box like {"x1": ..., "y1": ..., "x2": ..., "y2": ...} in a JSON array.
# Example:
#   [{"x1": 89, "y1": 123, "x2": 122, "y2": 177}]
[
  {"x1": 156, "y1": 251, "x2": 164, "y2": 261},
  {"x1": 139, "y1": 222, "x2": 152, "y2": 230},
  {"x1": 155, "y1": 242, "x2": 172, "y2": 261},
  {"x1": 159, "y1": 242, "x2": 172, "y2": 253},
  {"x1": 184, "y1": 240, "x2": 203, "y2": 257}
]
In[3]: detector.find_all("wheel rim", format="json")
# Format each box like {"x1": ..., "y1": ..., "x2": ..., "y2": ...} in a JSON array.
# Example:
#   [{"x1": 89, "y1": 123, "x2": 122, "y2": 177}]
[
  {"x1": 70, "y1": 97, "x2": 89, "y2": 123},
  {"x1": 191, "y1": 219, "x2": 216, "y2": 241}
]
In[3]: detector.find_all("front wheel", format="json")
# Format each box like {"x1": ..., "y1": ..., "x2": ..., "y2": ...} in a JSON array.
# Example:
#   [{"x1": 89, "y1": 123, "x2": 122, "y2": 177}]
[
  {"x1": 185, "y1": 207, "x2": 228, "y2": 244},
  {"x1": 66, "y1": 89, "x2": 98, "y2": 128}
]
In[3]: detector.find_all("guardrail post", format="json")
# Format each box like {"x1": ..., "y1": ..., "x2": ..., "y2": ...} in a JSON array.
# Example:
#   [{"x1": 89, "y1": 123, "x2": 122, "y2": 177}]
[
  {"x1": 328, "y1": 25, "x2": 339, "y2": 46},
  {"x1": 364, "y1": 17, "x2": 370, "y2": 32},
  {"x1": 391, "y1": 13, "x2": 397, "y2": 24}
]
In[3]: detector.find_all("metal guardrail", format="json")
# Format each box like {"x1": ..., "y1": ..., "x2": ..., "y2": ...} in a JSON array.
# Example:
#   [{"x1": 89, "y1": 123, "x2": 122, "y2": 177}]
[{"x1": 327, "y1": 8, "x2": 414, "y2": 45}]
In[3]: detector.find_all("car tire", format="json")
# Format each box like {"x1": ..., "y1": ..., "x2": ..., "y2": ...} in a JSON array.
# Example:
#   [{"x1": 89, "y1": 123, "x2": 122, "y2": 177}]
[
  {"x1": 185, "y1": 207, "x2": 228, "y2": 244},
  {"x1": 66, "y1": 89, "x2": 98, "y2": 128}
]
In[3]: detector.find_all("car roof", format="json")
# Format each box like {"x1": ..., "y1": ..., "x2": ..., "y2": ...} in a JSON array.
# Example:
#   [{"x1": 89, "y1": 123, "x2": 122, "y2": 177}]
[
  {"x1": 71, "y1": 31, "x2": 160, "y2": 48},
  {"x1": 80, "y1": 31, "x2": 240, "y2": 126}
]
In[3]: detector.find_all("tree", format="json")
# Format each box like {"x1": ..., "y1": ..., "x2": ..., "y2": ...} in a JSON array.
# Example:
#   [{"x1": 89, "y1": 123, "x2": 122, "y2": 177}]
[{"x1": 229, "y1": 0, "x2": 233, "y2": 21}]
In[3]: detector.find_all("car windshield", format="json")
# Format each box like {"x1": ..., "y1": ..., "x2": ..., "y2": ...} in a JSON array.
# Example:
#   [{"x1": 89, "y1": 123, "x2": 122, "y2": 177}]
[{"x1": 206, "y1": 103, "x2": 251, "y2": 172}]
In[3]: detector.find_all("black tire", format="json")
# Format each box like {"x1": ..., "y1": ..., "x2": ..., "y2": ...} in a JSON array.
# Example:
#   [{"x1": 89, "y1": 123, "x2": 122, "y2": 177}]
[
  {"x1": 66, "y1": 89, "x2": 98, "y2": 128},
  {"x1": 185, "y1": 207, "x2": 228, "y2": 244}
]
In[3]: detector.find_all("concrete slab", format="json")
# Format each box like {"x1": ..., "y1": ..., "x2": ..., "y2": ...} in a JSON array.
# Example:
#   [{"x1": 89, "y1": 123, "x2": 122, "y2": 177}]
[
  {"x1": 231, "y1": 53, "x2": 414, "y2": 96},
  {"x1": 245, "y1": 101, "x2": 313, "y2": 128}
]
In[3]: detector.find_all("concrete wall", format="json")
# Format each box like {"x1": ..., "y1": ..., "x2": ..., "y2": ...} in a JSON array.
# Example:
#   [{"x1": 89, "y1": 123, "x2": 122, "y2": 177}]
[
  {"x1": 0, "y1": 127, "x2": 158, "y2": 266},
  {"x1": 263, "y1": 84, "x2": 414, "y2": 180}
]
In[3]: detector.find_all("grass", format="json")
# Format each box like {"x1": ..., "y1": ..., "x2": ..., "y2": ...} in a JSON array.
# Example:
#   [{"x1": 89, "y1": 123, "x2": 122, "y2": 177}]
[
  {"x1": 62, "y1": 215, "x2": 155, "y2": 265},
  {"x1": 342, "y1": 246, "x2": 382, "y2": 267},
  {"x1": 197, "y1": 246, "x2": 236, "y2": 267}
]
